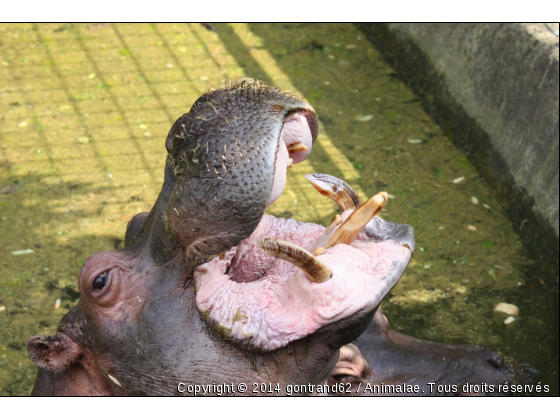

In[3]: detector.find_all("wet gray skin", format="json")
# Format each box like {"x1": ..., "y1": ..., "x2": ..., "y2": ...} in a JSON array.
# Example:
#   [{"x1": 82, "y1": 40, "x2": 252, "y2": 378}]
[
  {"x1": 327, "y1": 308, "x2": 515, "y2": 396},
  {"x1": 25, "y1": 79, "x2": 414, "y2": 396}
]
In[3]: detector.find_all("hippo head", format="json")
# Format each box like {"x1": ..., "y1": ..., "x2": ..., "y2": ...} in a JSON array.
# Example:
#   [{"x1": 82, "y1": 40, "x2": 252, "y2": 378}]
[
  {"x1": 327, "y1": 308, "x2": 514, "y2": 396},
  {"x1": 26, "y1": 79, "x2": 414, "y2": 395}
]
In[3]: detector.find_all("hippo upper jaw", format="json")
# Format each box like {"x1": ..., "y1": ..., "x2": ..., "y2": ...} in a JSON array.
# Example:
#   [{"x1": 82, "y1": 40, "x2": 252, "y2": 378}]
[
  {"x1": 124, "y1": 79, "x2": 319, "y2": 267},
  {"x1": 159, "y1": 79, "x2": 320, "y2": 267}
]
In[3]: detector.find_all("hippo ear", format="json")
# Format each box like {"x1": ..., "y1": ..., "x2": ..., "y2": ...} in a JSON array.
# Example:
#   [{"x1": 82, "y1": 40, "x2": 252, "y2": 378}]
[
  {"x1": 372, "y1": 307, "x2": 390, "y2": 333},
  {"x1": 124, "y1": 212, "x2": 149, "y2": 247},
  {"x1": 26, "y1": 333, "x2": 82, "y2": 371}
]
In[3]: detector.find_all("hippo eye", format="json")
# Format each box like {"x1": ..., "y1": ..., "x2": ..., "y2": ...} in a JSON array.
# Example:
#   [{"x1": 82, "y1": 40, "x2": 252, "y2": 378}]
[{"x1": 93, "y1": 272, "x2": 109, "y2": 290}]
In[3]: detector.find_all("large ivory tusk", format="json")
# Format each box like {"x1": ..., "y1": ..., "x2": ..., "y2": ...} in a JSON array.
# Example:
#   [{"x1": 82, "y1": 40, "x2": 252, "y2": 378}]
[
  {"x1": 256, "y1": 238, "x2": 332, "y2": 283},
  {"x1": 305, "y1": 173, "x2": 361, "y2": 211},
  {"x1": 325, "y1": 192, "x2": 388, "y2": 248}
]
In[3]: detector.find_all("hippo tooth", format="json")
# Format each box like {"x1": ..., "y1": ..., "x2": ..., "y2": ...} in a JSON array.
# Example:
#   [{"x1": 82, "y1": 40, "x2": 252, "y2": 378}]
[
  {"x1": 287, "y1": 142, "x2": 309, "y2": 153},
  {"x1": 313, "y1": 246, "x2": 326, "y2": 256},
  {"x1": 325, "y1": 214, "x2": 343, "y2": 235},
  {"x1": 108, "y1": 374, "x2": 122, "y2": 387},
  {"x1": 325, "y1": 192, "x2": 388, "y2": 249},
  {"x1": 305, "y1": 173, "x2": 362, "y2": 211},
  {"x1": 256, "y1": 238, "x2": 332, "y2": 283}
]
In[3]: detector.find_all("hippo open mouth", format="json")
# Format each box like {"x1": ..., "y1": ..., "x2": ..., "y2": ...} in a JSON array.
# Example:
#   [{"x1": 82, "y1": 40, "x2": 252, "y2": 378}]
[
  {"x1": 26, "y1": 79, "x2": 415, "y2": 395},
  {"x1": 186, "y1": 80, "x2": 415, "y2": 352}
]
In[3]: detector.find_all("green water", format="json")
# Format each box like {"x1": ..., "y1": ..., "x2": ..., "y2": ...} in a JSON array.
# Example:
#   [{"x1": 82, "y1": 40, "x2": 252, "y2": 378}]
[{"x1": 0, "y1": 23, "x2": 557, "y2": 395}]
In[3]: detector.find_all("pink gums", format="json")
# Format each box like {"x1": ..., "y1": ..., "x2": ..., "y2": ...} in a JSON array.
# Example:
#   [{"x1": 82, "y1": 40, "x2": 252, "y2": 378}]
[{"x1": 194, "y1": 214, "x2": 412, "y2": 352}]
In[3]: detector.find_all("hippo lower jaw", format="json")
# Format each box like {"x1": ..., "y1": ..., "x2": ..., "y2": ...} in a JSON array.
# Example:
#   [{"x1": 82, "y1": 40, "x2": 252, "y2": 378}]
[
  {"x1": 194, "y1": 214, "x2": 413, "y2": 351},
  {"x1": 193, "y1": 114, "x2": 414, "y2": 351}
]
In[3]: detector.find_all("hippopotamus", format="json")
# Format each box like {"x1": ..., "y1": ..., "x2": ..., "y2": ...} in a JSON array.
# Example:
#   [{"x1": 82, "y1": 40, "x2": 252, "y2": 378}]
[
  {"x1": 25, "y1": 79, "x2": 415, "y2": 395},
  {"x1": 327, "y1": 308, "x2": 514, "y2": 395}
]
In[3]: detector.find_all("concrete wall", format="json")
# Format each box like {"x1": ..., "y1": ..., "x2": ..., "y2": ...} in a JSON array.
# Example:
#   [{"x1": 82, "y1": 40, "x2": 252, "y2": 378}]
[{"x1": 358, "y1": 23, "x2": 559, "y2": 269}]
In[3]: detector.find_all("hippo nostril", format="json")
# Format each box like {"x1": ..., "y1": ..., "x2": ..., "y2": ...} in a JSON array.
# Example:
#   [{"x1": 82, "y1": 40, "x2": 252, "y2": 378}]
[{"x1": 487, "y1": 354, "x2": 504, "y2": 369}]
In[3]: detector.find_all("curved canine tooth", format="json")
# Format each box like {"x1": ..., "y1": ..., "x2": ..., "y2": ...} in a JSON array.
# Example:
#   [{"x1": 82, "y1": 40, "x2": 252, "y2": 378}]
[
  {"x1": 287, "y1": 142, "x2": 309, "y2": 153},
  {"x1": 305, "y1": 173, "x2": 361, "y2": 211},
  {"x1": 257, "y1": 238, "x2": 332, "y2": 283},
  {"x1": 325, "y1": 192, "x2": 388, "y2": 248}
]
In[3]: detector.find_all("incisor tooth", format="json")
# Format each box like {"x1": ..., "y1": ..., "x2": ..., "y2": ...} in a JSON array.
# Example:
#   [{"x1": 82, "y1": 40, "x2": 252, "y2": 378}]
[
  {"x1": 325, "y1": 214, "x2": 343, "y2": 234},
  {"x1": 257, "y1": 238, "x2": 332, "y2": 283},
  {"x1": 314, "y1": 247, "x2": 326, "y2": 256},
  {"x1": 325, "y1": 192, "x2": 388, "y2": 249},
  {"x1": 305, "y1": 173, "x2": 361, "y2": 211},
  {"x1": 287, "y1": 142, "x2": 309, "y2": 153}
]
